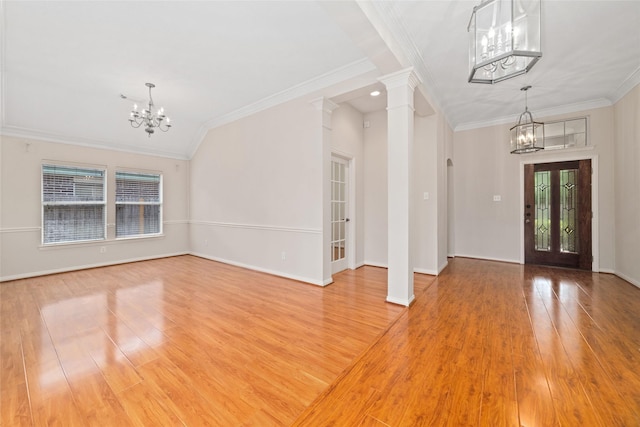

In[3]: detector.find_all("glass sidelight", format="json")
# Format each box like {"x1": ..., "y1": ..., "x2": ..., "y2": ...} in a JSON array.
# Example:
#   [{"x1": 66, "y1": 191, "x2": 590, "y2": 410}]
[
  {"x1": 534, "y1": 167, "x2": 580, "y2": 254},
  {"x1": 560, "y1": 169, "x2": 579, "y2": 253},
  {"x1": 534, "y1": 170, "x2": 551, "y2": 252}
]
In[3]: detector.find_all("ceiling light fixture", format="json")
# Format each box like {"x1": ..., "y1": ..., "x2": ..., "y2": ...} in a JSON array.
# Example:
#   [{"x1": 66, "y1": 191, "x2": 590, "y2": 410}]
[
  {"x1": 370, "y1": 90, "x2": 381, "y2": 97},
  {"x1": 468, "y1": 0, "x2": 542, "y2": 84},
  {"x1": 510, "y1": 85, "x2": 544, "y2": 154},
  {"x1": 129, "y1": 83, "x2": 172, "y2": 137}
]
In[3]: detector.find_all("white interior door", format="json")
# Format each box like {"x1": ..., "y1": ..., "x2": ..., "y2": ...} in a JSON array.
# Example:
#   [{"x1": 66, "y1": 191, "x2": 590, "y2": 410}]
[{"x1": 331, "y1": 157, "x2": 349, "y2": 273}]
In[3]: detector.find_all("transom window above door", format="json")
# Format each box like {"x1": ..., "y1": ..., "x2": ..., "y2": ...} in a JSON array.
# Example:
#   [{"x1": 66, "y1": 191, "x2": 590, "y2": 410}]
[{"x1": 543, "y1": 117, "x2": 588, "y2": 150}]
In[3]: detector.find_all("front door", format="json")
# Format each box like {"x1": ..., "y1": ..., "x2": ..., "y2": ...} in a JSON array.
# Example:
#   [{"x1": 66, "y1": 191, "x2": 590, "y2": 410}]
[
  {"x1": 331, "y1": 157, "x2": 349, "y2": 274},
  {"x1": 524, "y1": 160, "x2": 592, "y2": 270}
]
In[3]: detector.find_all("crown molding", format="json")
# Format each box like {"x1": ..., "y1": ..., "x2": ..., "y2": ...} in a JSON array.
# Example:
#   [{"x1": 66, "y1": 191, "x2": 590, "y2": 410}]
[
  {"x1": 310, "y1": 97, "x2": 340, "y2": 113},
  {"x1": 610, "y1": 65, "x2": 640, "y2": 104},
  {"x1": 454, "y1": 98, "x2": 613, "y2": 132},
  {"x1": 356, "y1": 1, "x2": 442, "y2": 115},
  {"x1": 185, "y1": 58, "x2": 376, "y2": 159},
  {"x1": 186, "y1": 124, "x2": 210, "y2": 159},
  {"x1": 0, "y1": 126, "x2": 189, "y2": 160},
  {"x1": 378, "y1": 67, "x2": 421, "y2": 91}
]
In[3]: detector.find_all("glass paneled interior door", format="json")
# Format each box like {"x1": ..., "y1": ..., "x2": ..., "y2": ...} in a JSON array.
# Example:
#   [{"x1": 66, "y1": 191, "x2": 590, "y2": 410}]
[
  {"x1": 331, "y1": 157, "x2": 349, "y2": 274},
  {"x1": 524, "y1": 160, "x2": 592, "y2": 270}
]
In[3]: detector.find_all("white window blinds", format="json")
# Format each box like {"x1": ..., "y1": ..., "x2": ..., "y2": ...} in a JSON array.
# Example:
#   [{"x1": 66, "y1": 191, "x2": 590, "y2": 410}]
[
  {"x1": 116, "y1": 171, "x2": 162, "y2": 238},
  {"x1": 42, "y1": 164, "x2": 106, "y2": 244}
]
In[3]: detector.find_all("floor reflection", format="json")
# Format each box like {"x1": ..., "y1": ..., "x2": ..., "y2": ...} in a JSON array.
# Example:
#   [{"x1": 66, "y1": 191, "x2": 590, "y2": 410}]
[{"x1": 38, "y1": 280, "x2": 164, "y2": 391}]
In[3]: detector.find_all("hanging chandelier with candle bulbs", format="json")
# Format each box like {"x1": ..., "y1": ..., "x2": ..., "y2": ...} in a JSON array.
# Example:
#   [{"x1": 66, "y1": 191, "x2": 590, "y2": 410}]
[
  {"x1": 128, "y1": 83, "x2": 172, "y2": 137},
  {"x1": 510, "y1": 86, "x2": 544, "y2": 154},
  {"x1": 468, "y1": 0, "x2": 542, "y2": 84}
]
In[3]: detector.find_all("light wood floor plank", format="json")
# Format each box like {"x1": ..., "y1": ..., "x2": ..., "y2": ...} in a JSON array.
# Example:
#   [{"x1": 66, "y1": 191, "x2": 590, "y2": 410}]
[{"x1": 3, "y1": 255, "x2": 640, "y2": 426}]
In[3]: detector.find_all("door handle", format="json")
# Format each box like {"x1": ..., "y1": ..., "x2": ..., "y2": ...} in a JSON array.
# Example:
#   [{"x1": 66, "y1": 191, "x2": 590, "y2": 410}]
[{"x1": 345, "y1": 218, "x2": 350, "y2": 222}]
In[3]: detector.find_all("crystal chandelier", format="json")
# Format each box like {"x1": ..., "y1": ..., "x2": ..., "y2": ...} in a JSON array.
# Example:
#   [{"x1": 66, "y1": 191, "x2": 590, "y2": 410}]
[
  {"x1": 468, "y1": 0, "x2": 542, "y2": 84},
  {"x1": 510, "y1": 86, "x2": 544, "y2": 154},
  {"x1": 129, "y1": 83, "x2": 172, "y2": 137}
]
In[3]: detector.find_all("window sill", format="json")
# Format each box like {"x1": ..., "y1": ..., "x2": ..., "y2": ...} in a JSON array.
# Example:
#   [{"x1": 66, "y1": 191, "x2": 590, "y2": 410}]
[
  {"x1": 39, "y1": 234, "x2": 164, "y2": 250},
  {"x1": 115, "y1": 234, "x2": 164, "y2": 242},
  {"x1": 40, "y1": 239, "x2": 107, "y2": 250}
]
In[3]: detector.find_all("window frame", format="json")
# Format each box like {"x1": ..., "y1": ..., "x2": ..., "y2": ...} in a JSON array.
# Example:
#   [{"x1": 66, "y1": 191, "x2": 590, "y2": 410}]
[
  {"x1": 543, "y1": 116, "x2": 589, "y2": 150},
  {"x1": 115, "y1": 170, "x2": 163, "y2": 239},
  {"x1": 41, "y1": 163, "x2": 107, "y2": 246}
]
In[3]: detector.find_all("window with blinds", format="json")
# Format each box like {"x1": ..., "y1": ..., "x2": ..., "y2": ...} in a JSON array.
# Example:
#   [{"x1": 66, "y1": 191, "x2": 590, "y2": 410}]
[
  {"x1": 115, "y1": 171, "x2": 162, "y2": 238},
  {"x1": 42, "y1": 164, "x2": 106, "y2": 244}
]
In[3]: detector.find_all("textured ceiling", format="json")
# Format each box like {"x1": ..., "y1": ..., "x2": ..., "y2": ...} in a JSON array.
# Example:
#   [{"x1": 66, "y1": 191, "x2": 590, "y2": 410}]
[
  {"x1": 2, "y1": 1, "x2": 639, "y2": 159},
  {"x1": 390, "y1": 0, "x2": 640, "y2": 129}
]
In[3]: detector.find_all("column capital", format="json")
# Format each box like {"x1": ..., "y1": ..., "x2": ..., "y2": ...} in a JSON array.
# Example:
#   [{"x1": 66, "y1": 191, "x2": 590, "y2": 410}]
[
  {"x1": 310, "y1": 97, "x2": 340, "y2": 114},
  {"x1": 378, "y1": 67, "x2": 421, "y2": 92}
]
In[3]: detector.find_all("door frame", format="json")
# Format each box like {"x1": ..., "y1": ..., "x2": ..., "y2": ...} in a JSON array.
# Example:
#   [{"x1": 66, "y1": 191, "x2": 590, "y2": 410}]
[
  {"x1": 519, "y1": 153, "x2": 599, "y2": 271},
  {"x1": 331, "y1": 152, "x2": 356, "y2": 272}
]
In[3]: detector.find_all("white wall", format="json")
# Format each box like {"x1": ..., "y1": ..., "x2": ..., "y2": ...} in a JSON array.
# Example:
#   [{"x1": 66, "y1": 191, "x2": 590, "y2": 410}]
[
  {"x1": 5, "y1": 89, "x2": 635, "y2": 287},
  {"x1": 614, "y1": 83, "x2": 640, "y2": 287},
  {"x1": 438, "y1": 115, "x2": 453, "y2": 270},
  {"x1": 0, "y1": 136, "x2": 190, "y2": 280},
  {"x1": 189, "y1": 98, "x2": 325, "y2": 285},
  {"x1": 363, "y1": 110, "x2": 388, "y2": 266},
  {"x1": 363, "y1": 109, "x2": 449, "y2": 274},
  {"x1": 453, "y1": 124, "x2": 521, "y2": 263},
  {"x1": 413, "y1": 114, "x2": 438, "y2": 274},
  {"x1": 453, "y1": 106, "x2": 617, "y2": 271},
  {"x1": 331, "y1": 103, "x2": 365, "y2": 268}
]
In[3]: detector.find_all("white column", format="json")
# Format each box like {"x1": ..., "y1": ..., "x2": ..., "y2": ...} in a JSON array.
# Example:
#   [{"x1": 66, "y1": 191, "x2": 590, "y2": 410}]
[
  {"x1": 379, "y1": 68, "x2": 420, "y2": 306},
  {"x1": 311, "y1": 97, "x2": 340, "y2": 286}
]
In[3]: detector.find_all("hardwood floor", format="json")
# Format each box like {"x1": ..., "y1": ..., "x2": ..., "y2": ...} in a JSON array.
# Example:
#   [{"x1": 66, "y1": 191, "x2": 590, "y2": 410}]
[
  {"x1": 295, "y1": 258, "x2": 640, "y2": 426},
  {"x1": 2, "y1": 255, "x2": 640, "y2": 426}
]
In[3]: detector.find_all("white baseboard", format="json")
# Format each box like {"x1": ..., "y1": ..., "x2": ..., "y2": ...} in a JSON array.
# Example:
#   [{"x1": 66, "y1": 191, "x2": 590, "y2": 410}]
[
  {"x1": 413, "y1": 267, "x2": 437, "y2": 276},
  {"x1": 353, "y1": 261, "x2": 366, "y2": 269},
  {"x1": 0, "y1": 252, "x2": 190, "y2": 282},
  {"x1": 614, "y1": 270, "x2": 640, "y2": 289},
  {"x1": 364, "y1": 262, "x2": 446, "y2": 276},
  {"x1": 386, "y1": 294, "x2": 415, "y2": 307},
  {"x1": 438, "y1": 259, "x2": 449, "y2": 274},
  {"x1": 363, "y1": 261, "x2": 388, "y2": 269},
  {"x1": 453, "y1": 253, "x2": 521, "y2": 264},
  {"x1": 189, "y1": 252, "x2": 327, "y2": 286}
]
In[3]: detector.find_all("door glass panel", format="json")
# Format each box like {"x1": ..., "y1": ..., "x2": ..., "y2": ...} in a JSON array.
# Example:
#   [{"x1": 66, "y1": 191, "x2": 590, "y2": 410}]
[
  {"x1": 560, "y1": 169, "x2": 579, "y2": 253},
  {"x1": 331, "y1": 160, "x2": 346, "y2": 262},
  {"x1": 534, "y1": 170, "x2": 551, "y2": 251}
]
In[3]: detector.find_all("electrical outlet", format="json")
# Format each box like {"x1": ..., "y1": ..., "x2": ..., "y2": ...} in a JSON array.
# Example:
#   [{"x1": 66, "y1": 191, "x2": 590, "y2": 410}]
[
  {"x1": 493, "y1": 195, "x2": 502, "y2": 202},
  {"x1": 281, "y1": 252, "x2": 286, "y2": 261},
  {"x1": 100, "y1": 246, "x2": 106, "y2": 253}
]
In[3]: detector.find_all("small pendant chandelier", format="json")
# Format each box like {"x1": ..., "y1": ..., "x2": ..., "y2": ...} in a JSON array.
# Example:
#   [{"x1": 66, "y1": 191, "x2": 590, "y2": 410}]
[
  {"x1": 129, "y1": 83, "x2": 172, "y2": 137},
  {"x1": 510, "y1": 85, "x2": 544, "y2": 154},
  {"x1": 468, "y1": 0, "x2": 542, "y2": 84}
]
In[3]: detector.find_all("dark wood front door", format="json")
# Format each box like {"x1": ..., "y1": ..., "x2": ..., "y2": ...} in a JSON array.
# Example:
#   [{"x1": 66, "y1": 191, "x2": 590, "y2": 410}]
[{"x1": 524, "y1": 160, "x2": 592, "y2": 270}]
